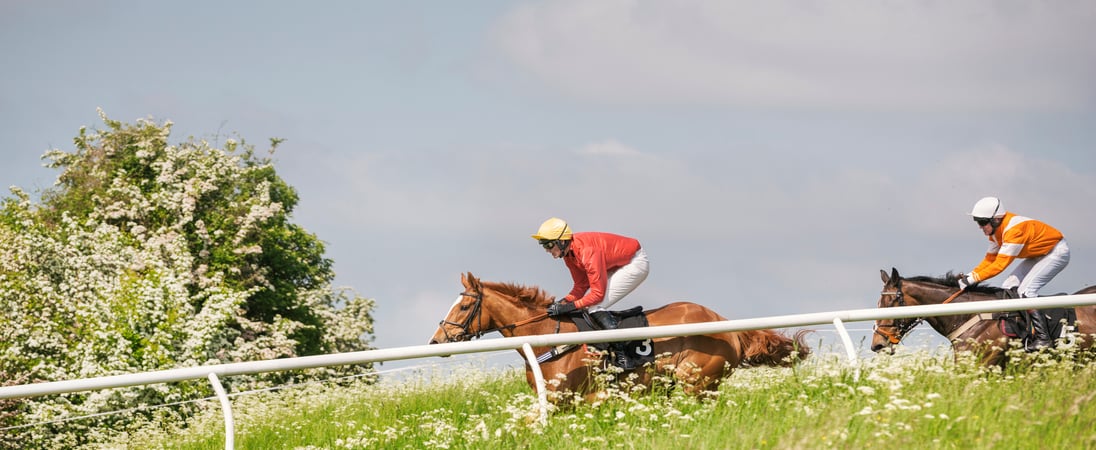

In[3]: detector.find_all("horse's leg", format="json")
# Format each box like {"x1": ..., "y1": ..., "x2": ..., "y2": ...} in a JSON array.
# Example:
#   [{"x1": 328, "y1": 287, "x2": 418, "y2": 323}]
[
  {"x1": 643, "y1": 334, "x2": 736, "y2": 395},
  {"x1": 530, "y1": 352, "x2": 603, "y2": 405},
  {"x1": 953, "y1": 334, "x2": 1009, "y2": 368},
  {"x1": 653, "y1": 351, "x2": 726, "y2": 395}
]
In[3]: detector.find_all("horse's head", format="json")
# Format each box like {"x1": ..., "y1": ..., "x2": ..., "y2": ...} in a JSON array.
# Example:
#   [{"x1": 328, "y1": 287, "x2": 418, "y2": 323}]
[
  {"x1": 870, "y1": 268, "x2": 923, "y2": 353},
  {"x1": 429, "y1": 272, "x2": 491, "y2": 345},
  {"x1": 428, "y1": 272, "x2": 552, "y2": 345}
]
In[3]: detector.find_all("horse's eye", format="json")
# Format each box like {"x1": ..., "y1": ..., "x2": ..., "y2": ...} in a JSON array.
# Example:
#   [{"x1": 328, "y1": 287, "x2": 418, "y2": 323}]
[{"x1": 459, "y1": 304, "x2": 471, "y2": 311}]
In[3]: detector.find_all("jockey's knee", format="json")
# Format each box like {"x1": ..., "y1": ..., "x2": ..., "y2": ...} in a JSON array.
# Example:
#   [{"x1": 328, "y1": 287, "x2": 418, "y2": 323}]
[{"x1": 1017, "y1": 287, "x2": 1040, "y2": 298}]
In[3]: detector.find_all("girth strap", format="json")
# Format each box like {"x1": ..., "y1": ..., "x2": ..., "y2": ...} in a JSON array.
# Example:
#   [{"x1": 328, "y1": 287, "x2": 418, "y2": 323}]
[
  {"x1": 536, "y1": 344, "x2": 578, "y2": 363},
  {"x1": 947, "y1": 313, "x2": 994, "y2": 341}
]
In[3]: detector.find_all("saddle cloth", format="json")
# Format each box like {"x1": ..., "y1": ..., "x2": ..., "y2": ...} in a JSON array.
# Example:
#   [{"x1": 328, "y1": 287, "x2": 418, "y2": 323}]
[{"x1": 535, "y1": 306, "x2": 655, "y2": 368}]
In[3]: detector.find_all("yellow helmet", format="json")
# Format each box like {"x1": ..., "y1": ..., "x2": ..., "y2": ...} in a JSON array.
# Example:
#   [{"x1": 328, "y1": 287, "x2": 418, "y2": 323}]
[{"x1": 531, "y1": 217, "x2": 573, "y2": 241}]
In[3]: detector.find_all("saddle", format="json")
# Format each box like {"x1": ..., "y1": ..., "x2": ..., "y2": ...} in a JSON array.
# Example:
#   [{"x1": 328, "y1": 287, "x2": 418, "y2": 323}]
[
  {"x1": 535, "y1": 306, "x2": 656, "y2": 368},
  {"x1": 991, "y1": 290, "x2": 1078, "y2": 348}
]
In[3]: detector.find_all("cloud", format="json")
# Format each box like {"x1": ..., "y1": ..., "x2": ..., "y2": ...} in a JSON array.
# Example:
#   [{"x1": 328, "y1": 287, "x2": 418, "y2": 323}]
[
  {"x1": 578, "y1": 139, "x2": 643, "y2": 157},
  {"x1": 292, "y1": 131, "x2": 1095, "y2": 258},
  {"x1": 903, "y1": 144, "x2": 1096, "y2": 242},
  {"x1": 493, "y1": 0, "x2": 1096, "y2": 111}
]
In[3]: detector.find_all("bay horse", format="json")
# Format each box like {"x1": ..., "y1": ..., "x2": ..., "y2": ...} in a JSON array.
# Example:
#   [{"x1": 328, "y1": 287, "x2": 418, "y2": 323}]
[
  {"x1": 429, "y1": 273, "x2": 810, "y2": 401},
  {"x1": 871, "y1": 267, "x2": 1096, "y2": 368}
]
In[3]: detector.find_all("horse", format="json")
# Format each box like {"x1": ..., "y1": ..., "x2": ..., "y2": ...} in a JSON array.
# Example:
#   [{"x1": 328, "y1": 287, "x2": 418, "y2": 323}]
[
  {"x1": 428, "y1": 272, "x2": 810, "y2": 401},
  {"x1": 871, "y1": 267, "x2": 1096, "y2": 368}
]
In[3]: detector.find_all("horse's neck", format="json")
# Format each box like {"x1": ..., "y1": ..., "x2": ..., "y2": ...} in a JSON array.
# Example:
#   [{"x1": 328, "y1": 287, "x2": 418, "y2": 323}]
[
  {"x1": 485, "y1": 291, "x2": 566, "y2": 337},
  {"x1": 496, "y1": 312, "x2": 572, "y2": 338},
  {"x1": 904, "y1": 281, "x2": 955, "y2": 306},
  {"x1": 905, "y1": 282, "x2": 970, "y2": 335}
]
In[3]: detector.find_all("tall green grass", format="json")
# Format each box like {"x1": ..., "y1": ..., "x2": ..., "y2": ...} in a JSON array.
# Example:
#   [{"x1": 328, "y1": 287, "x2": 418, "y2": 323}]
[{"x1": 89, "y1": 346, "x2": 1096, "y2": 449}]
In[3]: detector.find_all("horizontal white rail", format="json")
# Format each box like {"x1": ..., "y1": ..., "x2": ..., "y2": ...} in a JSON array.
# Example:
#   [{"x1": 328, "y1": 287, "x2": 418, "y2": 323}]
[{"x1": 3, "y1": 292, "x2": 1095, "y2": 400}]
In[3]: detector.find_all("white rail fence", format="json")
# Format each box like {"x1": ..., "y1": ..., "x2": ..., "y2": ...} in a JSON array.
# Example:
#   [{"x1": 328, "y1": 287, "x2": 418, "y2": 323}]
[{"x1": 3, "y1": 293, "x2": 1096, "y2": 449}]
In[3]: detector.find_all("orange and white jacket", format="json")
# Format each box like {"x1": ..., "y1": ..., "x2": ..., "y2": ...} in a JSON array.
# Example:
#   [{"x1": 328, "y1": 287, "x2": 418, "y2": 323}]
[
  {"x1": 561, "y1": 232, "x2": 642, "y2": 308},
  {"x1": 970, "y1": 212, "x2": 1063, "y2": 282}
]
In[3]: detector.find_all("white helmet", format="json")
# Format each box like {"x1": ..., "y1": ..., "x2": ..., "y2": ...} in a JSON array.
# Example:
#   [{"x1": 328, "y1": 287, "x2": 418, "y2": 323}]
[{"x1": 969, "y1": 197, "x2": 1004, "y2": 219}]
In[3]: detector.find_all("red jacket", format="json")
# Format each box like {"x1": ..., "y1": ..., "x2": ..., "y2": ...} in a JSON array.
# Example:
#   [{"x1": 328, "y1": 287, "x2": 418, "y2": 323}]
[
  {"x1": 970, "y1": 212, "x2": 1063, "y2": 282},
  {"x1": 561, "y1": 232, "x2": 642, "y2": 308}
]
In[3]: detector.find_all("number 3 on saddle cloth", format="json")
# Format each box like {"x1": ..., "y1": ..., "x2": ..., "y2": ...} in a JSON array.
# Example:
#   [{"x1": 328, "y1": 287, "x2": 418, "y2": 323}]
[
  {"x1": 535, "y1": 306, "x2": 656, "y2": 368},
  {"x1": 993, "y1": 292, "x2": 1079, "y2": 349}
]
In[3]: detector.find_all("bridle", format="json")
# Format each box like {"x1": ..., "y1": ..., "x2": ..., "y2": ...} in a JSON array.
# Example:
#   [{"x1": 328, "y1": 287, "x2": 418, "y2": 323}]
[
  {"x1": 873, "y1": 287, "x2": 923, "y2": 345},
  {"x1": 437, "y1": 291, "x2": 488, "y2": 342},
  {"x1": 437, "y1": 290, "x2": 550, "y2": 342},
  {"x1": 874, "y1": 284, "x2": 966, "y2": 345}
]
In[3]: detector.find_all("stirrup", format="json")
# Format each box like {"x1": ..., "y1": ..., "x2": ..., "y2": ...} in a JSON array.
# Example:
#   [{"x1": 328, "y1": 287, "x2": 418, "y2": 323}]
[
  {"x1": 613, "y1": 352, "x2": 637, "y2": 370},
  {"x1": 1025, "y1": 339, "x2": 1052, "y2": 353}
]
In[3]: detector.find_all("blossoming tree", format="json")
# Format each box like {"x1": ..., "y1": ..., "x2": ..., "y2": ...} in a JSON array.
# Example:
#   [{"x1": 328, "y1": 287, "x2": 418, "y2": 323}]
[{"x1": 0, "y1": 111, "x2": 375, "y2": 447}]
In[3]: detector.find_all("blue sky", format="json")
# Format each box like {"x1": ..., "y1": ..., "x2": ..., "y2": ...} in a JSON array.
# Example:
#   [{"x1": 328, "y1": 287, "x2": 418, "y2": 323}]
[{"x1": 3, "y1": 1, "x2": 1095, "y2": 357}]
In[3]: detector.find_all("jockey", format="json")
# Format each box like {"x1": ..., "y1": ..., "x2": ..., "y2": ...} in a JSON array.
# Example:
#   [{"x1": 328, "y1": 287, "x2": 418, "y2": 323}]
[
  {"x1": 957, "y1": 196, "x2": 1070, "y2": 351},
  {"x1": 532, "y1": 217, "x2": 650, "y2": 369}
]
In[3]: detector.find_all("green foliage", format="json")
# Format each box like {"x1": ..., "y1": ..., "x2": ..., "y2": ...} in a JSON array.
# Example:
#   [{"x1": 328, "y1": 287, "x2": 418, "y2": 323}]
[{"x1": 0, "y1": 110, "x2": 376, "y2": 448}]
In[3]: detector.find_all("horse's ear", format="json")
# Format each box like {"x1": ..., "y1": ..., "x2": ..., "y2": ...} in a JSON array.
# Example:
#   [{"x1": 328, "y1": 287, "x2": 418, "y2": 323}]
[
  {"x1": 880, "y1": 269, "x2": 890, "y2": 284},
  {"x1": 463, "y1": 272, "x2": 480, "y2": 290},
  {"x1": 890, "y1": 267, "x2": 900, "y2": 282}
]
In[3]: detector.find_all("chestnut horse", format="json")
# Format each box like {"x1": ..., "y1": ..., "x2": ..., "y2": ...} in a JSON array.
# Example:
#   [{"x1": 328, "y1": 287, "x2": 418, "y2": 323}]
[
  {"x1": 871, "y1": 268, "x2": 1096, "y2": 367},
  {"x1": 429, "y1": 272, "x2": 810, "y2": 399}
]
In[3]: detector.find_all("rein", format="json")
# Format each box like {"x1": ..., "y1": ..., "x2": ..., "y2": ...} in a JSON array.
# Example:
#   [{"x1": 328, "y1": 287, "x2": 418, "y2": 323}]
[{"x1": 941, "y1": 289, "x2": 964, "y2": 305}]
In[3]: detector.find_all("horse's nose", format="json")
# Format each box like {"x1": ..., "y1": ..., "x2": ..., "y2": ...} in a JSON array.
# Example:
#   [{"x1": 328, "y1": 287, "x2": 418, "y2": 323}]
[{"x1": 870, "y1": 343, "x2": 898, "y2": 354}]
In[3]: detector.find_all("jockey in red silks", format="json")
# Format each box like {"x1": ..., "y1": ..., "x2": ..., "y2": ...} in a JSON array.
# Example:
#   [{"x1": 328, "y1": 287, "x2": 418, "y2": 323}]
[
  {"x1": 957, "y1": 196, "x2": 1070, "y2": 351},
  {"x1": 532, "y1": 217, "x2": 649, "y2": 369}
]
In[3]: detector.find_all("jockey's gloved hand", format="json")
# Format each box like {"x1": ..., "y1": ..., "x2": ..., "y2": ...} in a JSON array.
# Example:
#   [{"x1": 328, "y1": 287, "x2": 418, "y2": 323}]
[
  {"x1": 958, "y1": 274, "x2": 973, "y2": 290},
  {"x1": 547, "y1": 301, "x2": 577, "y2": 317}
]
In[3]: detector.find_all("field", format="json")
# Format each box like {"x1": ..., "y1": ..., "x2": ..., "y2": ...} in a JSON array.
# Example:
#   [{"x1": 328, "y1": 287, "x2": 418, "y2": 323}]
[{"x1": 86, "y1": 343, "x2": 1096, "y2": 450}]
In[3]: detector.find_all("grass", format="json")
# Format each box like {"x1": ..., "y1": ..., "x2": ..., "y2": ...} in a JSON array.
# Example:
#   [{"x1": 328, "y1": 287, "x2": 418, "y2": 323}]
[{"x1": 81, "y1": 345, "x2": 1096, "y2": 449}]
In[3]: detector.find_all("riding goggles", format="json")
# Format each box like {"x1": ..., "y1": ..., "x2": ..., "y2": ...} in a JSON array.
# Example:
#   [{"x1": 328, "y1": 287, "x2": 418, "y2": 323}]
[{"x1": 973, "y1": 217, "x2": 992, "y2": 226}]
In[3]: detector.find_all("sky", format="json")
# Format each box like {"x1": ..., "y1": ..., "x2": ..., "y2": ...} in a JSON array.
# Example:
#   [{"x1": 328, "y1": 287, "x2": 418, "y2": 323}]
[{"x1": 3, "y1": 1, "x2": 1095, "y2": 363}]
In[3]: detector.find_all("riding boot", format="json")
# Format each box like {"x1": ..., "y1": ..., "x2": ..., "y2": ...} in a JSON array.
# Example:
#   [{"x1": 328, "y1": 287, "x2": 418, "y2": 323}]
[
  {"x1": 591, "y1": 311, "x2": 637, "y2": 370},
  {"x1": 1027, "y1": 309, "x2": 1053, "y2": 352}
]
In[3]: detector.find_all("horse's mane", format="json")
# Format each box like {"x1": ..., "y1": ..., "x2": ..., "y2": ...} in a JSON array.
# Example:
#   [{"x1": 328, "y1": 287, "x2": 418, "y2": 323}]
[
  {"x1": 482, "y1": 280, "x2": 554, "y2": 306},
  {"x1": 904, "y1": 272, "x2": 1002, "y2": 295}
]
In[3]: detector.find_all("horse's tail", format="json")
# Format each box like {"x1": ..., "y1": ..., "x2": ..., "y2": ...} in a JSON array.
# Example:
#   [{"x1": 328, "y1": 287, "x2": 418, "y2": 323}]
[{"x1": 739, "y1": 329, "x2": 811, "y2": 367}]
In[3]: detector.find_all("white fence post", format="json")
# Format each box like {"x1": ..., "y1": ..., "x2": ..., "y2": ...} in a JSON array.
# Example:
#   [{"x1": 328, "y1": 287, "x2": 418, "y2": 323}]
[
  {"x1": 520, "y1": 343, "x2": 549, "y2": 424},
  {"x1": 207, "y1": 372, "x2": 234, "y2": 450},
  {"x1": 831, "y1": 317, "x2": 861, "y2": 381}
]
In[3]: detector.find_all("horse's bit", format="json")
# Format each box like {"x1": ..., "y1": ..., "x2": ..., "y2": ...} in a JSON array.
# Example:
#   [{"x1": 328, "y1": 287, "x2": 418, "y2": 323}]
[{"x1": 873, "y1": 288, "x2": 923, "y2": 345}]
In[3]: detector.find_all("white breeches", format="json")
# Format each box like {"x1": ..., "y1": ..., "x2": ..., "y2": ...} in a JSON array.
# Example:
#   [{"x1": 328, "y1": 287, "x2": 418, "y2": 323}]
[
  {"x1": 1001, "y1": 239, "x2": 1071, "y2": 299},
  {"x1": 588, "y1": 248, "x2": 650, "y2": 313}
]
